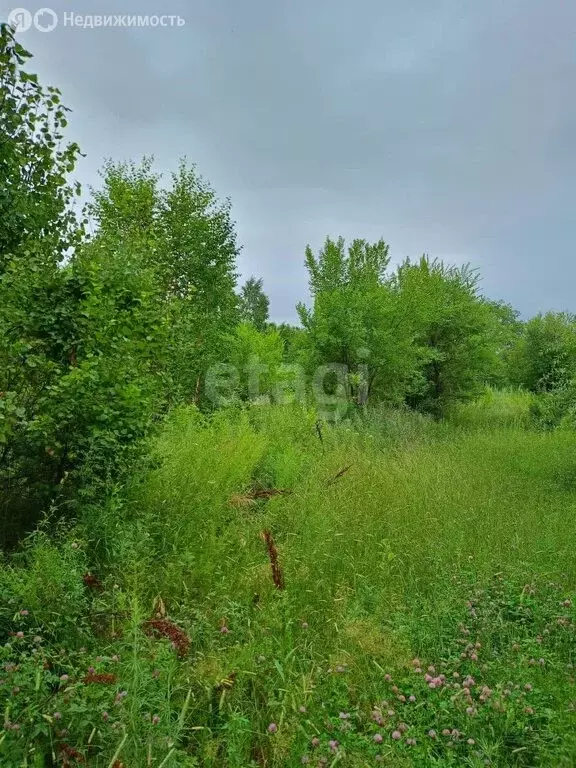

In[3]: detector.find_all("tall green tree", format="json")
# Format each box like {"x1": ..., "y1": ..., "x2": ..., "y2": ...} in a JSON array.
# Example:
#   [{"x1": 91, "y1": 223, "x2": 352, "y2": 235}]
[
  {"x1": 270, "y1": 322, "x2": 307, "y2": 363},
  {"x1": 239, "y1": 276, "x2": 270, "y2": 331},
  {"x1": 485, "y1": 300, "x2": 524, "y2": 387},
  {"x1": 0, "y1": 23, "x2": 86, "y2": 544},
  {"x1": 88, "y1": 158, "x2": 241, "y2": 406},
  {"x1": 160, "y1": 162, "x2": 239, "y2": 403},
  {"x1": 395, "y1": 257, "x2": 502, "y2": 416},
  {"x1": 0, "y1": 28, "x2": 169, "y2": 547},
  {"x1": 507, "y1": 312, "x2": 576, "y2": 393},
  {"x1": 225, "y1": 323, "x2": 285, "y2": 403},
  {"x1": 0, "y1": 23, "x2": 82, "y2": 270},
  {"x1": 298, "y1": 237, "x2": 419, "y2": 409}
]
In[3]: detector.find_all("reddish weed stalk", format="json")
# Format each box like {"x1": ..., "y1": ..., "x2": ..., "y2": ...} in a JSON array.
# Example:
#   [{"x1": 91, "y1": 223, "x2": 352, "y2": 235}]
[
  {"x1": 261, "y1": 529, "x2": 285, "y2": 590},
  {"x1": 82, "y1": 672, "x2": 117, "y2": 685},
  {"x1": 143, "y1": 618, "x2": 190, "y2": 657},
  {"x1": 59, "y1": 744, "x2": 84, "y2": 765},
  {"x1": 82, "y1": 572, "x2": 103, "y2": 591}
]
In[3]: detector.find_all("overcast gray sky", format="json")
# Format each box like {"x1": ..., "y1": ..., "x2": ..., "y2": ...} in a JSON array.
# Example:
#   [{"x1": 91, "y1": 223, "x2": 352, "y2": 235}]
[{"x1": 3, "y1": 0, "x2": 575, "y2": 322}]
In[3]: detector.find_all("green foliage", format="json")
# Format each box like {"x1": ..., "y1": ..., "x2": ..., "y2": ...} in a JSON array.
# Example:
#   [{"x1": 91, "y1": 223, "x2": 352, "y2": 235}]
[
  {"x1": 395, "y1": 257, "x2": 504, "y2": 416},
  {"x1": 225, "y1": 323, "x2": 288, "y2": 404},
  {"x1": 87, "y1": 157, "x2": 159, "y2": 248},
  {"x1": 239, "y1": 276, "x2": 270, "y2": 331},
  {"x1": 88, "y1": 157, "x2": 240, "y2": 406},
  {"x1": 302, "y1": 236, "x2": 390, "y2": 296},
  {"x1": 299, "y1": 241, "x2": 505, "y2": 417},
  {"x1": 483, "y1": 300, "x2": 524, "y2": 387},
  {"x1": 0, "y1": 23, "x2": 82, "y2": 270},
  {"x1": 504, "y1": 313, "x2": 576, "y2": 430},
  {"x1": 0, "y1": 31, "x2": 241, "y2": 546},
  {"x1": 508, "y1": 312, "x2": 576, "y2": 393},
  {"x1": 160, "y1": 161, "x2": 239, "y2": 404},
  {"x1": 298, "y1": 237, "x2": 419, "y2": 408},
  {"x1": 0, "y1": 154, "x2": 167, "y2": 545},
  {"x1": 160, "y1": 161, "x2": 239, "y2": 312},
  {"x1": 528, "y1": 381, "x2": 576, "y2": 431},
  {"x1": 267, "y1": 322, "x2": 308, "y2": 366},
  {"x1": 0, "y1": 26, "x2": 86, "y2": 543}
]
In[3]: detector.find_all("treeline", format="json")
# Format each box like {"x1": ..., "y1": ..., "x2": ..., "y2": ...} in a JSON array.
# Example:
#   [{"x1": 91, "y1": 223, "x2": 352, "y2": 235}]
[{"x1": 1, "y1": 23, "x2": 575, "y2": 546}]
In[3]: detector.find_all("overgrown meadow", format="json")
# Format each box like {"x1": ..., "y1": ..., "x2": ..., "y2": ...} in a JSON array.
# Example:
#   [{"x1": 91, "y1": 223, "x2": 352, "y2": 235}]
[{"x1": 2, "y1": 23, "x2": 576, "y2": 767}]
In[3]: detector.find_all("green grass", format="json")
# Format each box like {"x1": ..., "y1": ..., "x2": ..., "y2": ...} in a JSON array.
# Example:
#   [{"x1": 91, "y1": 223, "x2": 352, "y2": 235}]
[
  {"x1": 1, "y1": 396, "x2": 576, "y2": 766},
  {"x1": 447, "y1": 387, "x2": 537, "y2": 431}
]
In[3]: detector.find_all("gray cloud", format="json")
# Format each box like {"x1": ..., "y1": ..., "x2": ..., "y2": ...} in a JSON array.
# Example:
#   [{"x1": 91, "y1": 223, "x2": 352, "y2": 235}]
[{"x1": 4, "y1": 0, "x2": 575, "y2": 321}]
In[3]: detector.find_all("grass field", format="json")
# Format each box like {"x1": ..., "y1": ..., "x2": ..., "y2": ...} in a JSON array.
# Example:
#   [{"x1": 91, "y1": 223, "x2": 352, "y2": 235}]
[{"x1": 2, "y1": 394, "x2": 576, "y2": 766}]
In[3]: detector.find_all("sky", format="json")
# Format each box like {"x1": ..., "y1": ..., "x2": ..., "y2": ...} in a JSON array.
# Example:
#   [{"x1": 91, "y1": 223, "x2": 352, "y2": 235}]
[{"x1": 2, "y1": 0, "x2": 575, "y2": 323}]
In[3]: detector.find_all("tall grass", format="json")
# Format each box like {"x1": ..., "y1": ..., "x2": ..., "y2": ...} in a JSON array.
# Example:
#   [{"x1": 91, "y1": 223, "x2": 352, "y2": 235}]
[
  {"x1": 1, "y1": 395, "x2": 576, "y2": 766},
  {"x1": 447, "y1": 386, "x2": 537, "y2": 430}
]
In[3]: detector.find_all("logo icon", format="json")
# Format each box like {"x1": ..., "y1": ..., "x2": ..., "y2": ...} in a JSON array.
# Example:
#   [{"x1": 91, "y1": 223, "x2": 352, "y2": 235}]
[
  {"x1": 7, "y1": 7, "x2": 32, "y2": 32},
  {"x1": 34, "y1": 7, "x2": 57, "y2": 32}
]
